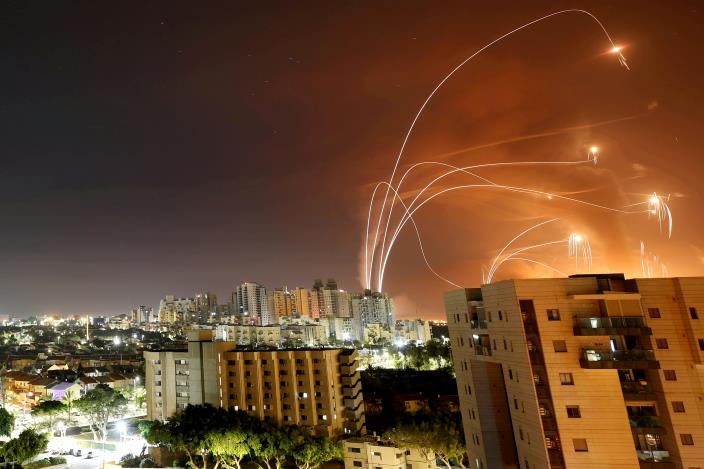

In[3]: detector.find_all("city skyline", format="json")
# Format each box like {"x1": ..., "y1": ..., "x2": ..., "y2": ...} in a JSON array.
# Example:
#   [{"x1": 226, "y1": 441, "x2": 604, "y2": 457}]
[{"x1": 2, "y1": 2, "x2": 704, "y2": 319}]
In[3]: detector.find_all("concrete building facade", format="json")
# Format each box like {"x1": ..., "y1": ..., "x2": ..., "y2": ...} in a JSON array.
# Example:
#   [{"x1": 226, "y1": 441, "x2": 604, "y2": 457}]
[
  {"x1": 144, "y1": 331, "x2": 365, "y2": 437},
  {"x1": 445, "y1": 274, "x2": 704, "y2": 469}
]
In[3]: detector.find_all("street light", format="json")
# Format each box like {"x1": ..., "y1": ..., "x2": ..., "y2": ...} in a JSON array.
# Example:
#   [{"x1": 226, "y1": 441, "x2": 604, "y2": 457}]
[{"x1": 116, "y1": 420, "x2": 127, "y2": 441}]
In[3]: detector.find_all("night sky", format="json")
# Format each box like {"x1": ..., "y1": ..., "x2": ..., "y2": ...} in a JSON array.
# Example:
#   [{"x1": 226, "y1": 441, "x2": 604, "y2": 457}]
[{"x1": 1, "y1": 2, "x2": 703, "y2": 319}]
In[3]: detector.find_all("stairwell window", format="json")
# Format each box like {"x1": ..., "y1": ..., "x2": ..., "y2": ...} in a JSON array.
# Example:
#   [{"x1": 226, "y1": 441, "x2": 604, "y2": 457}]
[
  {"x1": 648, "y1": 308, "x2": 661, "y2": 318},
  {"x1": 547, "y1": 309, "x2": 560, "y2": 321}
]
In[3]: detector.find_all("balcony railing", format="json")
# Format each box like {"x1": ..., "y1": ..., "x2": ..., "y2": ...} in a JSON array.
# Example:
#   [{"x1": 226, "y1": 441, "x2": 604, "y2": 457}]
[
  {"x1": 580, "y1": 349, "x2": 660, "y2": 370},
  {"x1": 630, "y1": 415, "x2": 664, "y2": 429},
  {"x1": 470, "y1": 320, "x2": 488, "y2": 329},
  {"x1": 621, "y1": 381, "x2": 655, "y2": 400},
  {"x1": 573, "y1": 316, "x2": 652, "y2": 336}
]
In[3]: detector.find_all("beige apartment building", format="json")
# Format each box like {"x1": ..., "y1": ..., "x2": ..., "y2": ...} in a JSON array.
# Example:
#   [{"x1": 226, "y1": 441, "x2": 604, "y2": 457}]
[
  {"x1": 344, "y1": 437, "x2": 438, "y2": 469},
  {"x1": 445, "y1": 274, "x2": 704, "y2": 469},
  {"x1": 144, "y1": 330, "x2": 365, "y2": 437}
]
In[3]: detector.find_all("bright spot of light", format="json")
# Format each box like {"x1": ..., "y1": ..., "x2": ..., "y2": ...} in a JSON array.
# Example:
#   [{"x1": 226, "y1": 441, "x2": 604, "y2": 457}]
[
  {"x1": 649, "y1": 195, "x2": 660, "y2": 205},
  {"x1": 574, "y1": 234, "x2": 583, "y2": 242},
  {"x1": 610, "y1": 46, "x2": 622, "y2": 53},
  {"x1": 590, "y1": 146, "x2": 599, "y2": 154}
]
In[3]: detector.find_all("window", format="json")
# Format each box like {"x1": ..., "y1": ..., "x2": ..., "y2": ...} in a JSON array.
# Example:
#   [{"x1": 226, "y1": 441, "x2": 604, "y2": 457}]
[
  {"x1": 547, "y1": 309, "x2": 561, "y2": 321},
  {"x1": 656, "y1": 338, "x2": 669, "y2": 349},
  {"x1": 690, "y1": 307, "x2": 699, "y2": 319},
  {"x1": 508, "y1": 369, "x2": 513, "y2": 380},
  {"x1": 573, "y1": 439, "x2": 588, "y2": 452},
  {"x1": 514, "y1": 398, "x2": 519, "y2": 410},
  {"x1": 672, "y1": 401, "x2": 686, "y2": 413},
  {"x1": 553, "y1": 340, "x2": 568, "y2": 352},
  {"x1": 353, "y1": 462, "x2": 362, "y2": 468},
  {"x1": 560, "y1": 373, "x2": 574, "y2": 385},
  {"x1": 566, "y1": 406, "x2": 581, "y2": 418},
  {"x1": 664, "y1": 369, "x2": 677, "y2": 381},
  {"x1": 372, "y1": 451, "x2": 381, "y2": 457},
  {"x1": 498, "y1": 311, "x2": 503, "y2": 321},
  {"x1": 699, "y1": 339, "x2": 704, "y2": 351},
  {"x1": 680, "y1": 434, "x2": 694, "y2": 446},
  {"x1": 648, "y1": 308, "x2": 661, "y2": 318}
]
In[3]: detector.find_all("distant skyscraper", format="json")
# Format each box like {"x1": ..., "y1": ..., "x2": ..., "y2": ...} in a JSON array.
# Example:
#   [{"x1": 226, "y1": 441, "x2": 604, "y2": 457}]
[
  {"x1": 310, "y1": 278, "x2": 351, "y2": 320},
  {"x1": 234, "y1": 282, "x2": 270, "y2": 325},
  {"x1": 131, "y1": 305, "x2": 153, "y2": 324},
  {"x1": 351, "y1": 290, "x2": 395, "y2": 336},
  {"x1": 194, "y1": 292, "x2": 218, "y2": 323},
  {"x1": 158, "y1": 295, "x2": 196, "y2": 324},
  {"x1": 291, "y1": 287, "x2": 312, "y2": 317},
  {"x1": 268, "y1": 287, "x2": 294, "y2": 322}
]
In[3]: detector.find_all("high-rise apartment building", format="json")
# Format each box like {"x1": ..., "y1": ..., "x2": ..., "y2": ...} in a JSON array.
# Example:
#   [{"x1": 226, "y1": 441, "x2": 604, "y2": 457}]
[
  {"x1": 158, "y1": 295, "x2": 196, "y2": 324},
  {"x1": 291, "y1": 287, "x2": 312, "y2": 317},
  {"x1": 194, "y1": 292, "x2": 218, "y2": 323},
  {"x1": 268, "y1": 287, "x2": 295, "y2": 320},
  {"x1": 130, "y1": 305, "x2": 153, "y2": 324},
  {"x1": 144, "y1": 331, "x2": 365, "y2": 437},
  {"x1": 234, "y1": 282, "x2": 271, "y2": 325},
  {"x1": 352, "y1": 290, "x2": 395, "y2": 336},
  {"x1": 446, "y1": 274, "x2": 704, "y2": 469}
]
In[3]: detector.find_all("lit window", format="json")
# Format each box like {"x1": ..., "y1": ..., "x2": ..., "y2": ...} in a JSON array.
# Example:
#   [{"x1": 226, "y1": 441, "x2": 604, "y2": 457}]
[
  {"x1": 546, "y1": 309, "x2": 560, "y2": 321},
  {"x1": 559, "y1": 373, "x2": 574, "y2": 385}
]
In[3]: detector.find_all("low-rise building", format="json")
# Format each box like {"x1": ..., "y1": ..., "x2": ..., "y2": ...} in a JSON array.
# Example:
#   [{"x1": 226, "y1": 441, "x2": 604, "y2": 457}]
[{"x1": 344, "y1": 437, "x2": 438, "y2": 469}]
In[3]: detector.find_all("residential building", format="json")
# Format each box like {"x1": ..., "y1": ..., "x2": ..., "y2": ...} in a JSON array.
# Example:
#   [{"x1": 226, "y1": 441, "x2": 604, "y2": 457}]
[
  {"x1": 144, "y1": 330, "x2": 365, "y2": 437},
  {"x1": 310, "y1": 279, "x2": 352, "y2": 320},
  {"x1": 158, "y1": 295, "x2": 196, "y2": 324},
  {"x1": 291, "y1": 287, "x2": 312, "y2": 317},
  {"x1": 268, "y1": 287, "x2": 295, "y2": 321},
  {"x1": 394, "y1": 319, "x2": 432, "y2": 345},
  {"x1": 330, "y1": 317, "x2": 360, "y2": 342},
  {"x1": 234, "y1": 282, "x2": 271, "y2": 325},
  {"x1": 352, "y1": 290, "x2": 395, "y2": 337},
  {"x1": 215, "y1": 324, "x2": 281, "y2": 347},
  {"x1": 446, "y1": 274, "x2": 704, "y2": 469},
  {"x1": 344, "y1": 437, "x2": 438, "y2": 469},
  {"x1": 131, "y1": 305, "x2": 153, "y2": 324},
  {"x1": 195, "y1": 292, "x2": 218, "y2": 323}
]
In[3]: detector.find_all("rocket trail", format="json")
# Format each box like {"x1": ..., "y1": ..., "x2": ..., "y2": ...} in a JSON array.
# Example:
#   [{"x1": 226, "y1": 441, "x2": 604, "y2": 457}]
[{"x1": 367, "y1": 9, "x2": 628, "y2": 291}]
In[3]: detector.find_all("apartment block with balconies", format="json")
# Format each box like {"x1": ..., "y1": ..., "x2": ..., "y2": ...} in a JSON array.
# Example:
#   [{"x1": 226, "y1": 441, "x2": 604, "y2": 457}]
[
  {"x1": 144, "y1": 330, "x2": 365, "y2": 437},
  {"x1": 446, "y1": 274, "x2": 704, "y2": 469},
  {"x1": 219, "y1": 347, "x2": 364, "y2": 437}
]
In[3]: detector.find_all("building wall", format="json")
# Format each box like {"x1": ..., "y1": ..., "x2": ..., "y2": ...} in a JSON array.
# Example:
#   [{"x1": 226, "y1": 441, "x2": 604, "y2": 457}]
[
  {"x1": 447, "y1": 276, "x2": 704, "y2": 469},
  {"x1": 343, "y1": 439, "x2": 436, "y2": 469},
  {"x1": 144, "y1": 342, "x2": 365, "y2": 437}
]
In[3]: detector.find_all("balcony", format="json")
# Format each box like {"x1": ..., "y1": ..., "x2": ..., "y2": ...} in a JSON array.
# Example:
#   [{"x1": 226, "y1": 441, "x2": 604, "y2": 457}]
[
  {"x1": 637, "y1": 451, "x2": 673, "y2": 468},
  {"x1": 470, "y1": 320, "x2": 488, "y2": 329},
  {"x1": 621, "y1": 381, "x2": 656, "y2": 401},
  {"x1": 580, "y1": 349, "x2": 660, "y2": 370},
  {"x1": 573, "y1": 317, "x2": 652, "y2": 336},
  {"x1": 630, "y1": 415, "x2": 664, "y2": 430}
]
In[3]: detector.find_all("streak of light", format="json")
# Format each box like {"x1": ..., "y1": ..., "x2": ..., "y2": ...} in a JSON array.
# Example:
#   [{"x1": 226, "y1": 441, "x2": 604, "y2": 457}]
[{"x1": 367, "y1": 9, "x2": 627, "y2": 291}]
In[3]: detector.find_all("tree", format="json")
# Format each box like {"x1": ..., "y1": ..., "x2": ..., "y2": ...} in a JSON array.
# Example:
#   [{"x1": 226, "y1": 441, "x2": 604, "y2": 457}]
[
  {"x1": 207, "y1": 429, "x2": 252, "y2": 469},
  {"x1": 0, "y1": 428, "x2": 49, "y2": 464},
  {"x1": 141, "y1": 404, "x2": 234, "y2": 469},
  {"x1": 292, "y1": 434, "x2": 343, "y2": 469},
  {"x1": 31, "y1": 400, "x2": 66, "y2": 430},
  {"x1": 61, "y1": 389, "x2": 78, "y2": 424},
  {"x1": 383, "y1": 414, "x2": 467, "y2": 469},
  {"x1": 0, "y1": 407, "x2": 14, "y2": 437},
  {"x1": 74, "y1": 384, "x2": 127, "y2": 442},
  {"x1": 252, "y1": 425, "x2": 296, "y2": 469}
]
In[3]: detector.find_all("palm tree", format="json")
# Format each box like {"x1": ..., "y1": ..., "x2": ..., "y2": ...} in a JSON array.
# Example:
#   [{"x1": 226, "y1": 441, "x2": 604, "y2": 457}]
[{"x1": 62, "y1": 389, "x2": 77, "y2": 424}]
